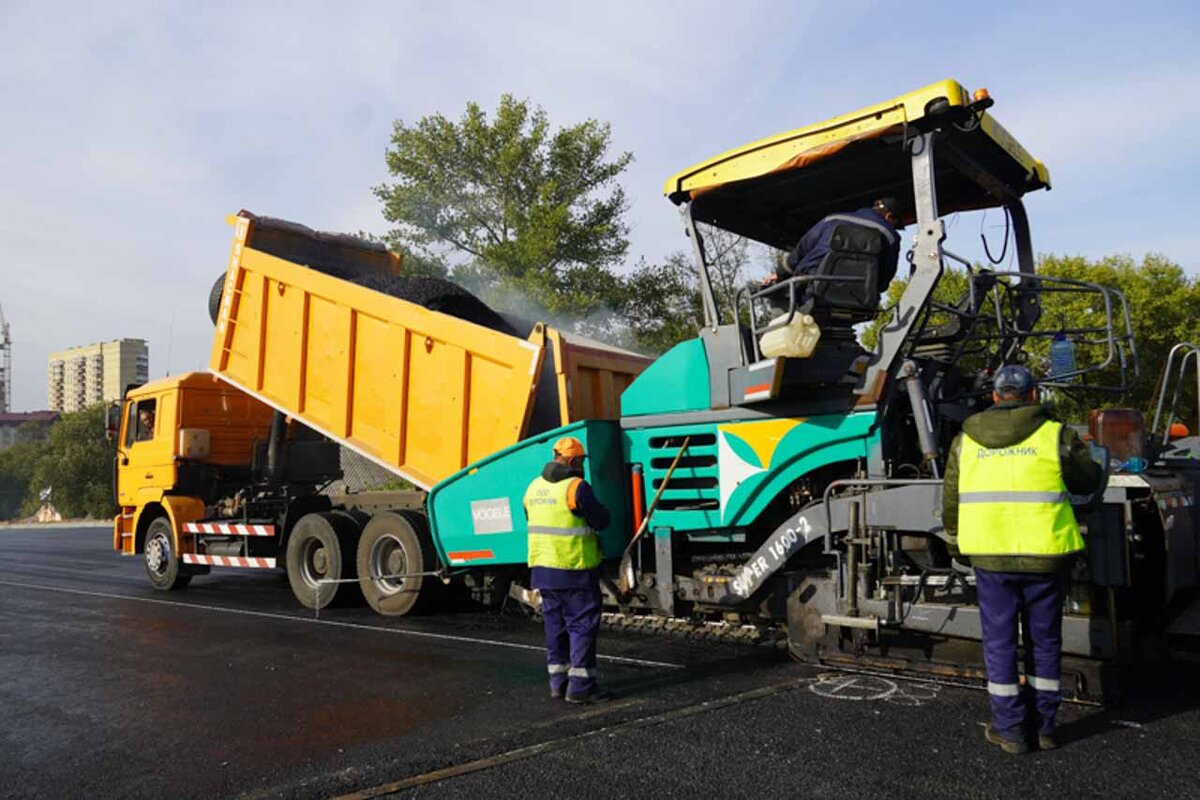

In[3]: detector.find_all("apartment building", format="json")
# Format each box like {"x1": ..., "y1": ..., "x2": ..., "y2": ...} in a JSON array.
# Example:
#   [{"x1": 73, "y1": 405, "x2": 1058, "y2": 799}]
[{"x1": 47, "y1": 339, "x2": 149, "y2": 412}]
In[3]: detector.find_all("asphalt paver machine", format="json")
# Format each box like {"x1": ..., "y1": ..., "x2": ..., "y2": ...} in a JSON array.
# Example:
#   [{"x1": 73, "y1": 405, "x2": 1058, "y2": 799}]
[{"x1": 641, "y1": 78, "x2": 1197, "y2": 699}]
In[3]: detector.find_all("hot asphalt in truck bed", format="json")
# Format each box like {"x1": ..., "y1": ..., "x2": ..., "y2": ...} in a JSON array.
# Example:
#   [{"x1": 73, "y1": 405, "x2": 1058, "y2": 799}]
[{"x1": 1, "y1": 526, "x2": 1196, "y2": 799}]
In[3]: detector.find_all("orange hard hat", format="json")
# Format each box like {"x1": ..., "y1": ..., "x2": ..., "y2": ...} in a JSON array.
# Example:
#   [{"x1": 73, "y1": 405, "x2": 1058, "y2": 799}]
[
  {"x1": 552, "y1": 436, "x2": 586, "y2": 459},
  {"x1": 1169, "y1": 422, "x2": 1191, "y2": 439}
]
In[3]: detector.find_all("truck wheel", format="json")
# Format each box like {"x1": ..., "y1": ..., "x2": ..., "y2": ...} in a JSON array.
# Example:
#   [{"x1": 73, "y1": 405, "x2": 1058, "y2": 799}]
[
  {"x1": 357, "y1": 511, "x2": 436, "y2": 616},
  {"x1": 285, "y1": 512, "x2": 358, "y2": 609},
  {"x1": 144, "y1": 516, "x2": 191, "y2": 591},
  {"x1": 208, "y1": 274, "x2": 225, "y2": 325}
]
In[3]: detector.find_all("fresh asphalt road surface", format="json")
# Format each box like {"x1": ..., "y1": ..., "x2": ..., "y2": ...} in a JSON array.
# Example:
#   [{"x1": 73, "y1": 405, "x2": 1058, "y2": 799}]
[{"x1": 1, "y1": 527, "x2": 1197, "y2": 799}]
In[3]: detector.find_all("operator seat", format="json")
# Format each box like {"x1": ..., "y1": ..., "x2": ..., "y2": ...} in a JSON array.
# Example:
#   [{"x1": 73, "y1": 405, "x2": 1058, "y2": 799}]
[
  {"x1": 806, "y1": 222, "x2": 885, "y2": 325},
  {"x1": 768, "y1": 223, "x2": 886, "y2": 393}
]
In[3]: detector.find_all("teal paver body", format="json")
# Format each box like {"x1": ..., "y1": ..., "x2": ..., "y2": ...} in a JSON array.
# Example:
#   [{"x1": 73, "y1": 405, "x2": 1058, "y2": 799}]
[
  {"x1": 427, "y1": 420, "x2": 629, "y2": 567},
  {"x1": 426, "y1": 334, "x2": 879, "y2": 567}
]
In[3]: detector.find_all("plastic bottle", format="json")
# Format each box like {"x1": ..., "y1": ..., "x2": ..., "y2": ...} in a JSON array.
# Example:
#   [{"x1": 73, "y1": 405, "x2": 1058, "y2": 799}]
[
  {"x1": 759, "y1": 313, "x2": 821, "y2": 359},
  {"x1": 1124, "y1": 455, "x2": 1148, "y2": 474},
  {"x1": 1049, "y1": 332, "x2": 1077, "y2": 382}
]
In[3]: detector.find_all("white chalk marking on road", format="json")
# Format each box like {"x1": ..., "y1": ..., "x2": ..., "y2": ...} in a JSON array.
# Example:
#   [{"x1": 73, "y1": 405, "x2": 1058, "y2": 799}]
[
  {"x1": 810, "y1": 674, "x2": 897, "y2": 702},
  {"x1": 0, "y1": 579, "x2": 683, "y2": 670},
  {"x1": 809, "y1": 673, "x2": 942, "y2": 706}
]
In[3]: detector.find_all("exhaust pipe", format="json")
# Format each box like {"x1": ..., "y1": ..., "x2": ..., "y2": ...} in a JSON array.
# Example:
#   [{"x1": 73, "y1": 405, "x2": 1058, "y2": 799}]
[{"x1": 265, "y1": 411, "x2": 286, "y2": 485}]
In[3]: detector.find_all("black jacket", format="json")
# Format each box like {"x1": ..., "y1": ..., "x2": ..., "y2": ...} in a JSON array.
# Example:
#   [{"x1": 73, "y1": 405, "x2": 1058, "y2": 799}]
[
  {"x1": 942, "y1": 401, "x2": 1103, "y2": 573},
  {"x1": 784, "y1": 207, "x2": 901, "y2": 287}
]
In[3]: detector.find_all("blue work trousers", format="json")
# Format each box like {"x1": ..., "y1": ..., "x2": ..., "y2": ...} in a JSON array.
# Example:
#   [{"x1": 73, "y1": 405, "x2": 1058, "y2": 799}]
[
  {"x1": 975, "y1": 568, "x2": 1068, "y2": 738},
  {"x1": 541, "y1": 585, "x2": 601, "y2": 697}
]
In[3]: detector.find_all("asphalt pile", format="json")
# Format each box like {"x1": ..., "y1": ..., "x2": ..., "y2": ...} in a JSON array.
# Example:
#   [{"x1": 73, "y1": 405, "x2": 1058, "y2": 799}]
[
  {"x1": 208, "y1": 263, "x2": 518, "y2": 338},
  {"x1": 349, "y1": 274, "x2": 517, "y2": 336}
]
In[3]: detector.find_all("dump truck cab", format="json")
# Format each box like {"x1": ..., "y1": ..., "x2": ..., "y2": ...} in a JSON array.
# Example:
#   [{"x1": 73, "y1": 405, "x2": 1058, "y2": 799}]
[{"x1": 113, "y1": 373, "x2": 275, "y2": 559}]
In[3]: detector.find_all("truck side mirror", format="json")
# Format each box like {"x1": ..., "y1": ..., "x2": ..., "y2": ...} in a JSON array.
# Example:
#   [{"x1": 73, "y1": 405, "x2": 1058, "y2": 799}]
[{"x1": 105, "y1": 402, "x2": 122, "y2": 444}]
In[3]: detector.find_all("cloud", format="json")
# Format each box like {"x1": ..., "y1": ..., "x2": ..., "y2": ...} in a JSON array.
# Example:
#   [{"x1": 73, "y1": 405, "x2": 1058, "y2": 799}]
[{"x1": 1002, "y1": 61, "x2": 1200, "y2": 176}]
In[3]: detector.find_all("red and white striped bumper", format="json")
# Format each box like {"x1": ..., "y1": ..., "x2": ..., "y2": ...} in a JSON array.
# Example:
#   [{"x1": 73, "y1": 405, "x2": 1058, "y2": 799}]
[
  {"x1": 183, "y1": 522, "x2": 276, "y2": 537},
  {"x1": 182, "y1": 554, "x2": 276, "y2": 569}
]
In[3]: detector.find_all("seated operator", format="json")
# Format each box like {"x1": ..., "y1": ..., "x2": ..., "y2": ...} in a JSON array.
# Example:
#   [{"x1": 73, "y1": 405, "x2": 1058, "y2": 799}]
[
  {"x1": 137, "y1": 409, "x2": 155, "y2": 442},
  {"x1": 764, "y1": 196, "x2": 902, "y2": 297}
]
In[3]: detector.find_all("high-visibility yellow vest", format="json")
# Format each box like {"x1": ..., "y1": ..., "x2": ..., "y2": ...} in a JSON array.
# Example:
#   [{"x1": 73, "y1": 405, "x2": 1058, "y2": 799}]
[
  {"x1": 524, "y1": 476, "x2": 602, "y2": 570},
  {"x1": 958, "y1": 420, "x2": 1084, "y2": 557}
]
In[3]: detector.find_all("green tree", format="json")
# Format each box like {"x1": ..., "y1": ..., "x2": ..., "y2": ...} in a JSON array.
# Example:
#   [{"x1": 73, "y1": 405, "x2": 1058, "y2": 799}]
[
  {"x1": 1035, "y1": 254, "x2": 1200, "y2": 424},
  {"x1": 0, "y1": 439, "x2": 41, "y2": 520},
  {"x1": 375, "y1": 95, "x2": 633, "y2": 316},
  {"x1": 619, "y1": 253, "x2": 703, "y2": 354},
  {"x1": 24, "y1": 405, "x2": 116, "y2": 519},
  {"x1": 618, "y1": 227, "x2": 765, "y2": 354},
  {"x1": 863, "y1": 255, "x2": 1200, "y2": 424}
]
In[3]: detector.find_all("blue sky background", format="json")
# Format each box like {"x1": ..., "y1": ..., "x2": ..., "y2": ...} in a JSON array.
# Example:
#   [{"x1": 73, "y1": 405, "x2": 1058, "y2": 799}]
[{"x1": 2, "y1": 1, "x2": 1197, "y2": 410}]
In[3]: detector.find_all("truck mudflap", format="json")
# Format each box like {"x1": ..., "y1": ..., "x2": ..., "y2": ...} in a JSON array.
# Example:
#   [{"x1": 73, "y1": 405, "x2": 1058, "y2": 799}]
[{"x1": 728, "y1": 482, "x2": 944, "y2": 601}]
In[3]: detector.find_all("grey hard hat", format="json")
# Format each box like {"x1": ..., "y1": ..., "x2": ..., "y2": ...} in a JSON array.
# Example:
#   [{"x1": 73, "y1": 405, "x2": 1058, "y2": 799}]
[
  {"x1": 993, "y1": 364, "x2": 1036, "y2": 395},
  {"x1": 873, "y1": 196, "x2": 900, "y2": 217}
]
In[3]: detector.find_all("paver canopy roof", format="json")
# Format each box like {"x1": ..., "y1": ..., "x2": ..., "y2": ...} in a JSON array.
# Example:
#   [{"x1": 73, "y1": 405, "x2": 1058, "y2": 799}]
[{"x1": 663, "y1": 79, "x2": 1050, "y2": 250}]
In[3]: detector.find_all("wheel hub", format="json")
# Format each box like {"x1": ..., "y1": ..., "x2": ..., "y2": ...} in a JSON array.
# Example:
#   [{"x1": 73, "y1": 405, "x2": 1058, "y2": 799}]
[
  {"x1": 146, "y1": 534, "x2": 168, "y2": 574},
  {"x1": 299, "y1": 538, "x2": 332, "y2": 589},
  {"x1": 370, "y1": 534, "x2": 408, "y2": 595}
]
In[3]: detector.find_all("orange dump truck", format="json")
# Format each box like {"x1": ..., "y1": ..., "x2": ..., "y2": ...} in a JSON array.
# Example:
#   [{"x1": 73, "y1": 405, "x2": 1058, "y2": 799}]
[{"x1": 113, "y1": 212, "x2": 650, "y2": 612}]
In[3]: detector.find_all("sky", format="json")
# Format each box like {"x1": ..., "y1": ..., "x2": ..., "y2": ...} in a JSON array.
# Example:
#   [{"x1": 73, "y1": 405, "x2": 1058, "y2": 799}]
[{"x1": 2, "y1": 0, "x2": 1198, "y2": 411}]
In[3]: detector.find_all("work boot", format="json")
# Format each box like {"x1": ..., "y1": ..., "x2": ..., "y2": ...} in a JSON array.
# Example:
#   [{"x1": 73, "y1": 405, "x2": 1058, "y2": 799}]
[
  {"x1": 565, "y1": 688, "x2": 612, "y2": 705},
  {"x1": 1038, "y1": 732, "x2": 1058, "y2": 751},
  {"x1": 550, "y1": 685, "x2": 566, "y2": 700},
  {"x1": 983, "y1": 723, "x2": 1030, "y2": 755}
]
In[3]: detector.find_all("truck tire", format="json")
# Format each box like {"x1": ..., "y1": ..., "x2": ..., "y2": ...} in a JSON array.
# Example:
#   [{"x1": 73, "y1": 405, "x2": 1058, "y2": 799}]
[
  {"x1": 285, "y1": 512, "x2": 358, "y2": 609},
  {"x1": 208, "y1": 274, "x2": 225, "y2": 325},
  {"x1": 357, "y1": 510, "x2": 436, "y2": 616},
  {"x1": 144, "y1": 516, "x2": 191, "y2": 591}
]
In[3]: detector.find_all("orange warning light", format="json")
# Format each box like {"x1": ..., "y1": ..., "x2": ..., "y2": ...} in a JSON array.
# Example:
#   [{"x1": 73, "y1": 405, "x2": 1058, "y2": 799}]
[{"x1": 973, "y1": 88, "x2": 991, "y2": 103}]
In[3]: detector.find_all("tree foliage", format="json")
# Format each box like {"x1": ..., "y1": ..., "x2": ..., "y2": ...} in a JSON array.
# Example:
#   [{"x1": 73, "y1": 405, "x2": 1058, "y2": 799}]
[
  {"x1": 618, "y1": 227, "x2": 765, "y2": 354},
  {"x1": 25, "y1": 405, "x2": 116, "y2": 519},
  {"x1": 862, "y1": 254, "x2": 1200, "y2": 424},
  {"x1": 375, "y1": 95, "x2": 633, "y2": 316},
  {"x1": 619, "y1": 253, "x2": 703, "y2": 354},
  {"x1": 1035, "y1": 254, "x2": 1200, "y2": 424},
  {"x1": 0, "y1": 406, "x2": 115, "y2": 521},
  {"x1": 0, "y1": 439, "x2": 40, "y2": 519}
]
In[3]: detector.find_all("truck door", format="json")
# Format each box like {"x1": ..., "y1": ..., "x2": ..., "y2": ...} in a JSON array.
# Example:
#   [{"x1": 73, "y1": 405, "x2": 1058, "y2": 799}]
[{"x1": 117, "y1": 395, "x2": 173, "y2": 505}]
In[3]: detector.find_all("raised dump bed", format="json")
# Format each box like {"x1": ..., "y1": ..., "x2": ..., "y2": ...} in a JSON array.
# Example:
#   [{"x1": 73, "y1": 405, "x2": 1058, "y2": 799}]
[{"x1": 209, "y1": 212, "x2": 650, "y2": 489}]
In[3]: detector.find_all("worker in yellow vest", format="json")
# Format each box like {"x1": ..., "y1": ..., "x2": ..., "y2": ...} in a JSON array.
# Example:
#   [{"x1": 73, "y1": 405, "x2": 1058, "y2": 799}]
[
  {"x1": 943, "y1": 365, "x2": 1102, "y2": 754},
  {"x1": 524, "y1": 436, "x2": 611, "y2": 703}
]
